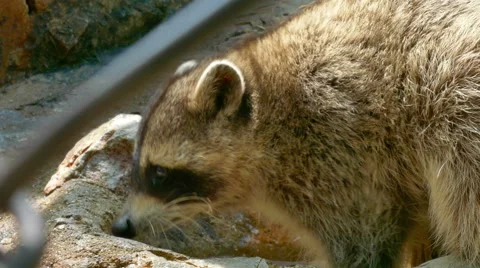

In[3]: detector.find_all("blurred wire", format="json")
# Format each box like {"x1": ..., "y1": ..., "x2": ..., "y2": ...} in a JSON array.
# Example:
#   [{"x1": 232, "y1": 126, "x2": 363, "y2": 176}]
[{"x1": 0, "y1": 190, "x2": 45, "y2": 268}]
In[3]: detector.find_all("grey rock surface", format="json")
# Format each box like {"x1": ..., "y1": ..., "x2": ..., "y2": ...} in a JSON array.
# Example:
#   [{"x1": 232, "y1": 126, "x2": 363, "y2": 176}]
[{"x1": 417, "y1": 256, "x2": 478, "y2": 268}]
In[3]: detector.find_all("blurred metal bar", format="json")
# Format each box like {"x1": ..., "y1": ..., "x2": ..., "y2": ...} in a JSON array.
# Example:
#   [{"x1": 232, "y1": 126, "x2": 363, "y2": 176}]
[
  {"x1": 0, "y1": 0, "x2": 257, "y2": 210},
  {"x1": 1, "y1": 189, "x2": 45, "y2": 268}
]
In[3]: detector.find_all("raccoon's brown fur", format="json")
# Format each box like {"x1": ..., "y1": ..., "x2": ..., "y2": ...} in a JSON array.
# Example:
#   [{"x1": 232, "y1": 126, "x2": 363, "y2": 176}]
[{"x1": 112, "y1": 0, "x2": 480, "y2": 267}]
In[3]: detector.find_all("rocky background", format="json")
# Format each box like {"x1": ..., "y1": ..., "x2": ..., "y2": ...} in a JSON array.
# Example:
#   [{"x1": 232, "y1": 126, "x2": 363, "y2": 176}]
[
  {"x1": 0, "y1": 0, "x2": 464, "y2": 267},
  {"x1": 0, "y1": 0, "x2": 191, "y2": 84}
]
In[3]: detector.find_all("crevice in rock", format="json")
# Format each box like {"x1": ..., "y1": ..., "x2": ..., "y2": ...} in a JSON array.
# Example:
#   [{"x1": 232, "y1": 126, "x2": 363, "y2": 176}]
[
  {"x1": 149, "y1": 249, "x2": 189, "y2": 261},
  {"x1": 26, "y1": 0, "x2": 37, "y2": 14}
]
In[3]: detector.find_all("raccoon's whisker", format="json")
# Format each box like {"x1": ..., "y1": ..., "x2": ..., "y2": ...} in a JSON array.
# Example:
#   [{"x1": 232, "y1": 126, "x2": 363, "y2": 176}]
[
  {"x1": 168, "y1": 195, "x2": 205, "y2": 205},
  {"x1": 168, "y1": 214, "x2": 219, "y2": 251},
  {"x1": 182, "y1": 202, "x2": 219, "y2": 222},
  {"x1": 162, "y1": 218, "x2": 204, "y2": 257},
  {"x1": 163, "y1": 196, "x2": 209, "y2": 208},
  {"x1": 162, "y1": 219, "x2": 199, "y2": 248},
  {"x1": 159, "y1": 222, "x2": 172, "y2": 250},
  {"x1": 148, "y1": 219, "x2": 157, "y2": 238},
  {"x1": 160, "y1": 218, "x2": 193, "y2": 244},
  {"x1": 199, "y1": 204, "x2": 217, "y2": 218},
  {"x1": 196, "y1": 198, "x2": 214, "y2": 214},
  {"x1": 164, "y1": 209, "x2": 194, "y2": 223},
  {"x1": 164, "y1": 210, "x2": 206, "y2": 232},
  {"x1": 166, "y1": 204, "x2": 205, "y2": 217}
]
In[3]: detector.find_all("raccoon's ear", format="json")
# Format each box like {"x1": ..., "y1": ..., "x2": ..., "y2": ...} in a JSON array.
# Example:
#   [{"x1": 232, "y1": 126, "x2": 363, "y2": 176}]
[
  {"x1": 174, "y1": 60, "x2": 198, "y2": 77},
  {"x1": 191, "y1": 59, "x2": 245, "y2": 117}
]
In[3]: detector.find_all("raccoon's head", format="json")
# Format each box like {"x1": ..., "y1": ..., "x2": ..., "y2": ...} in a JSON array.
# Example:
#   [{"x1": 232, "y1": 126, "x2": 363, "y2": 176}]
[{"x1": 112, "y1": 58, "x2": 262, "y2": 238}]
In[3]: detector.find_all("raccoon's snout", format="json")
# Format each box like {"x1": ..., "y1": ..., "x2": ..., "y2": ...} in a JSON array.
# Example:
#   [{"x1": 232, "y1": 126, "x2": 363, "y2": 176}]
[{"x1": 111, "y1": 213, "x2": 136, "y2": 238}]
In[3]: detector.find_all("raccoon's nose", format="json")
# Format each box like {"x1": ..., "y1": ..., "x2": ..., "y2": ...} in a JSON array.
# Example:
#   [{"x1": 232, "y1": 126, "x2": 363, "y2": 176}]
[{"x1": 111, "y1": 214, "x2": 136, "y2": 238}]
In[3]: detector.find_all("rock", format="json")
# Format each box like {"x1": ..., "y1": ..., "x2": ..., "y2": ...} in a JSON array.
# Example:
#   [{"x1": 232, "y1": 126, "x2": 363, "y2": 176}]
[
  {"x1": 43, "y1": 113, "x2": 140, "y2": 195},
  {"x1": 0, "y1": 0, "x2": 191, "y2": 84},
  {"x1": 0, "y1": 0, "x2": 31, "y2": 83},
  {"x1": 0, "y1": 237, "x2": 12, "y2": 244},
  {"x1": 0, "y1": 63, "x2": 103, "y2": 156},
  {"x1": 31, "y1": 0, "x2": 54, "y2": 13},
  {"x1": 417, "y1": 255, "x2": 477, "y2": 268},
  {"x1": 47, "y1": 15, "x2": 89, "y2": 57},
  {"x1": 0, "y1": 109, "x2": 43, "y2": 158},
  {"x1": 191, "y1": 257, "x2": 269, "y2": 268}
]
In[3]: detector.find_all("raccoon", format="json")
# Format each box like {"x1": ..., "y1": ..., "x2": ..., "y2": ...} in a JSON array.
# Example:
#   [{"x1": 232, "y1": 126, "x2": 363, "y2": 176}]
[{"x1": 112, "y1": 0, "x2": 480, "y2": 267}]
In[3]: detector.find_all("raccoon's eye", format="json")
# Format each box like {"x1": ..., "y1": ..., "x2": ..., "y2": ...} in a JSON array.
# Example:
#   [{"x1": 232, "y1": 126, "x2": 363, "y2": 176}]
[
  {"x1": 152, "y1": 166, "x2": 168, "y2": 187},
  {"x1": 156, "y1": 166, "x2": 167, "y2": 177}
]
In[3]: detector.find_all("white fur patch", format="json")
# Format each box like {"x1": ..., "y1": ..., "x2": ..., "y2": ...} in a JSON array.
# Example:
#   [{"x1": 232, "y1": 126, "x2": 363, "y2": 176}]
[
  {"x1": 194, "y1": 59, "x2": 245, "y2": 99},
  {"x1": 174, "y1": 60, "x2": 198, "y2": 76}
]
